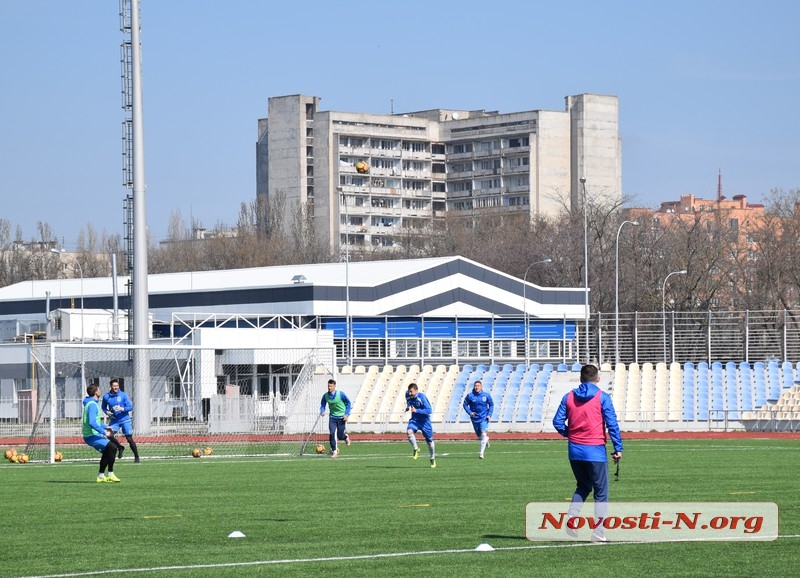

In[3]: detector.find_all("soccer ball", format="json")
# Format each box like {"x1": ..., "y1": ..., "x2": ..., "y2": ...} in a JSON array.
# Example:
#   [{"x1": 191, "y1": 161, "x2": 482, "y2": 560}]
[
  {"x1": 315, "y1": 444, "x2": 325, "y2": 454},
  {"x1": 203, "y1": 447, "x2": 213, "y2": 456},
  {"x1": 191, "y1": 448, "x2": 202, "y2": 458},
  {"x1": 18, "y1": 453, "x2": 29, "y2": 464},
  {"x1": 355, "y1": 160, "x2": 369, "y2": 174},
  {"x1": 4, "y1": 449, "x2": 16, "y2": 460},
  {"x1": 54, "y1": 451, "x2": 63, "y2": 462}
]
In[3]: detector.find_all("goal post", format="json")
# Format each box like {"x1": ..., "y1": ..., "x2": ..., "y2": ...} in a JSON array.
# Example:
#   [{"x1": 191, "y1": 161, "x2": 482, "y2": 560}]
[{"x1": 13, "y1": 342, "x2": 336, "y2": 463}]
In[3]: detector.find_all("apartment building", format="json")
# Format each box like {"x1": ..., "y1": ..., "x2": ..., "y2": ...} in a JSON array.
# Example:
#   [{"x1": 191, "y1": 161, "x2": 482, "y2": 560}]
[{"x1": 256, "y1": 93, "x2": 620, "y2": 253}]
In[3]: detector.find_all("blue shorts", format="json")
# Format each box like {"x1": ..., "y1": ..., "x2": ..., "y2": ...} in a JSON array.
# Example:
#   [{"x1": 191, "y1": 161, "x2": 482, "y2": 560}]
[
  {"x1": 110, "y1": 420, "x2": 133, "y2": 436},
  {"x1": 471, "y1": 419, "x2": 489, "y2": 437},
  {"x1": 84, "y1": 435, "x2": 109, "y2": 453},
  {"x1": 407, "y1": 420, "x2": 434, "y2": 442}
]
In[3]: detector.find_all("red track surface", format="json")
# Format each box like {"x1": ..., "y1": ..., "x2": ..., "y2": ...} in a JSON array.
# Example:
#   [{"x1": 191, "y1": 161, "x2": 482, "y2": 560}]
[{"x1": 7, "y1": 430, "x2": 799, "y2": 447}]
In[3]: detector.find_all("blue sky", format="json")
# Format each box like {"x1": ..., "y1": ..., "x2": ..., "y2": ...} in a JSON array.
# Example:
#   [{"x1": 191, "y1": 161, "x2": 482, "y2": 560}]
[{"x1": 1, "y1": 1, "x2": 798, "y2": 248}]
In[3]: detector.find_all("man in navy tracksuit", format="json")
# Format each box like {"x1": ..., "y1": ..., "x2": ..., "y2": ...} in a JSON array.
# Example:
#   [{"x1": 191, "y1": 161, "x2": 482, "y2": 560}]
[
  {"x1": 462, "y1": 380, "x2": 493, "y2": 459},
  {"x1": 319, "y1": 379, "x2": 351, "y2": 458},
  {"x1": 553, "y1": 364, "x2": 623, "y2": 542}
]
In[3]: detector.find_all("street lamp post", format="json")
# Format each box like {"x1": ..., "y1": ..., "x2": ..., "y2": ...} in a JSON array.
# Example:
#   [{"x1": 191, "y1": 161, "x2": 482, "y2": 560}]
[
  {"x1": 662, "y1": 269, "x2": 687, "y2": 363},
  {"x1": 580, "y1": 177, "x2": 590, "y2": 363},
  {"x1": 522, "y1": 258, "x2": 552, "y2": 365},
  {"x1": 339, "y1": 188, "x2": 352, "y2": 367},
  {"x1": 51, "y1": 248, "x2": 85, "y2": 386},
  {"x1": 615, "y1": 220, "x2": 639, "y2": 364}
]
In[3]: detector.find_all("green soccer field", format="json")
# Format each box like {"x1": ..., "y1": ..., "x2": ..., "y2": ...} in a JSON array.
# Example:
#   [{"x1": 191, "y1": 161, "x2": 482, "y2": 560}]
[{"x1": 1, "y1": 438, "x2": 798, "y2": 577}]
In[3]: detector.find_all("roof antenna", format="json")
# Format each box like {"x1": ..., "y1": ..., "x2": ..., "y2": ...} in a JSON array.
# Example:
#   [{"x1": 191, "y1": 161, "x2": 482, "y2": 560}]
[
  {"x1": 717, "y1": 168, "x2": 722, "y2": 202},
  {"x1": 390, "y1": 98, "x2": 394, "y2": 115}
]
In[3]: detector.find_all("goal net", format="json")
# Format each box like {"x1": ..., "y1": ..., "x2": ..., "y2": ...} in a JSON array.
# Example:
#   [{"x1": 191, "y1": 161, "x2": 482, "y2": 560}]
[{"x1": 5, "y1": 342, "x2": 335, "y2": 462}]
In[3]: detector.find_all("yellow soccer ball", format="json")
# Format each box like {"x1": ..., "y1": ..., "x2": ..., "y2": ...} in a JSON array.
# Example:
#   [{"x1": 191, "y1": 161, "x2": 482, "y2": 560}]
[
  {"x1": 191, "y1": 448, "x2": 202, "y2": 458},
  {"x1": 18, "y1": 453, "x2": 29, "y2": 464},
  {"x1": 355, "y1": 160, "x2": 369, "y2": 174},
  {"x1": 203, "y1": 447, "x2": 213, "y2": 456},
  {"x1": 54, "y1": 451, "x2": 63, "y2": 462},
  {"x1": 315, "y1": 444, "x2": 325, "y2": 454}
]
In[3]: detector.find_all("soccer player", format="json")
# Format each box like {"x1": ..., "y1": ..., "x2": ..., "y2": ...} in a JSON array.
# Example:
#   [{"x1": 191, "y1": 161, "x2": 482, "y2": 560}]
[
  {"x1": 319, "y1": 379, "x2": 351, "y2": 458},
  {"x1": 552, "y1": 364, "x2": 623, "y2": 542},
  {"x1": 102, "y1": 379, "x2": 140, "y2": 463},
  {"x1": 405, "y1": 383, "x2": 436, "y2": 468},
  {"x1": 82, "y1": 383, "x2": 121, "y2": 483},
  {"x1": 462, "y1": 379, "x2": 494, "y2": 459}
]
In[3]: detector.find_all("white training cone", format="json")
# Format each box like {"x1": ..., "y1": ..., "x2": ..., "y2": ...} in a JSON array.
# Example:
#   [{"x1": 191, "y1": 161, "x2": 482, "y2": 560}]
[
  {"x1": 474, "y1": 543, "x2": 494, "y2": 551},
  {"x1": 228, "y1": 531, "x2": 246, "y2": 538}
]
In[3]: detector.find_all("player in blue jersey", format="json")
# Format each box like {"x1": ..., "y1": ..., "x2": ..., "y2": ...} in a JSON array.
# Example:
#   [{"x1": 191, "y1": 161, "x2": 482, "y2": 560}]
[
  {"x1": 319, "y1": 379, "x2": 352, "y2": 458},
  {"x1": 102, "y1": 379, "x2": 140, "y2": 463},
  {"x1": 553, "y1": 364, "x2": 623, "y2": 542},
  {"x1": 462, "y1": 380, "x2": 494, "y2": 459},
  {"x1": 405, "y1": 383, "x2": 436, "y2": 468},
  {"x1": 82, "y1": 383, "x2": 121, "y2": 482}
]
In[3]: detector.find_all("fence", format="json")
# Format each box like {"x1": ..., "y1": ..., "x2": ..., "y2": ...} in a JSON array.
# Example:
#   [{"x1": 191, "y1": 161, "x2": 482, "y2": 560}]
[{"x1": 593, "y1": 309, "x2": 800, "y2": 365}]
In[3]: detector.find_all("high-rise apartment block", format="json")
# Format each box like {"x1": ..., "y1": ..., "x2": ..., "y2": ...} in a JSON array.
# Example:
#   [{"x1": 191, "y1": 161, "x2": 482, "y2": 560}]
[{"x1": 256, "y1": 93, "x2": 620, "y2": 253}]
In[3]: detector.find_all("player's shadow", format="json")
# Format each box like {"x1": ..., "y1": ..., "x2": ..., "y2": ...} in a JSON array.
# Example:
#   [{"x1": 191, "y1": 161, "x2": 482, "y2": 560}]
[
  {"x1": 46, "y1": 480, "x2": 95, "y2": 484},
  {"x1": 482, "y1": 534, "x2": 528, "y2": 541}
]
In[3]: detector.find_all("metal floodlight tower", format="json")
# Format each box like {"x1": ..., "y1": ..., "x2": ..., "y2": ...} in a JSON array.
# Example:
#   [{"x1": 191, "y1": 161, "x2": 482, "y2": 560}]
[{"x1": 123, "y1": 0, "x2": 151, "y2": 433}]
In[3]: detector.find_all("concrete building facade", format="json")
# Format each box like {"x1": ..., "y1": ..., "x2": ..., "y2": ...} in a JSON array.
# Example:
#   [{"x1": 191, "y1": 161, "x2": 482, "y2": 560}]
[{"x1": 256, "y1": 93, "x2": 621, "y2": 253}]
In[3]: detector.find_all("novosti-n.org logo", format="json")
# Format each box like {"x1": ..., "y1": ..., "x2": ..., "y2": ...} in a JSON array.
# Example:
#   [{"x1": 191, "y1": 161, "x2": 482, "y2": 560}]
[{"x1": 525, "y1": 502, "x2": 778, "y2": 542}]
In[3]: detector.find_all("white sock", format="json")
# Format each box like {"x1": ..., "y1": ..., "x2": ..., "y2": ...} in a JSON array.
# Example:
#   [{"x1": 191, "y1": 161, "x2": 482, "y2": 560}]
[
  {"x1": 408, "y1": 433, "x2": 418, "y2": 450},
  {"x1": 428, "y1": 440, "x2": 435, "y2": 459},
  {"x1": 97, "y1": 473, "x2": 105, "y2": 478},
  {"x1": 480, "y1": 433, "x2": 488, "y2": 453}
]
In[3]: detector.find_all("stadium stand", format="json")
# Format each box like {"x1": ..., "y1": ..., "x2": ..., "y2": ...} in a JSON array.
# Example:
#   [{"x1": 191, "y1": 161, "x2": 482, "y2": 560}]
[{"x1": 343, "y1": 360, "x2": 800, "y2": 433}]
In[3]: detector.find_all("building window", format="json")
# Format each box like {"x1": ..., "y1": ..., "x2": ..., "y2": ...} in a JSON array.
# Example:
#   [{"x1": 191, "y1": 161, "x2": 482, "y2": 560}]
[
  {"x1": 425, "y1": 340, "x2": 453, "y2": 357},
  {"x1": 403, "y1": 141, "x2": 428, "y2": 152},
  {"x1": 393, "y1": 339, "x2": 419, "y2": 357},
  {"x1": 476, "y1": 140, "x2": 500, "y2": 151},
  {"x1": 457, "y1": 340, "x2": 490, "y2": 357},
  {"x1": 492, "y1": 340, "x2": 515, "y2": 356},
  {"x1": 450, "y1": 143, "x2": 473, "y2": 154}
]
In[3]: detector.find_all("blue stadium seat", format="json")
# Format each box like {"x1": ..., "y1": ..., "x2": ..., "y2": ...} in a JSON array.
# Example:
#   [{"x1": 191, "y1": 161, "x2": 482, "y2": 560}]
[
  {"x1": 557, "y1": 363, "x2": 569, "y2": 372},
  {"x1": 782, "y1": 361, "x2": 794, "y2": 389},
  {"x1": 501, "y1": 395, "x2": 517, "y2": 421},
  {"x1": 515, "y1": 394, "x2": 531, "y2": 421},
  {"x1": 571, "y1": 362, "x2": 582, "y2": 372}
]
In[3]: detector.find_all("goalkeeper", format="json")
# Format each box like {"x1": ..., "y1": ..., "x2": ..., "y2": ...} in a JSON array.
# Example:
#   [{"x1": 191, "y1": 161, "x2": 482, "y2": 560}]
[{"x1": 102, "y1": 379, "x2": 140, "y2": 463}]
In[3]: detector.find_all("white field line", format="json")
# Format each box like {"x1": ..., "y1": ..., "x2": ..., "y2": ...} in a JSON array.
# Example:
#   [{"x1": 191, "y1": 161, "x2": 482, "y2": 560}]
[{"x1": 16, "y1": 535, "x2": 800, "y2": 578}]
